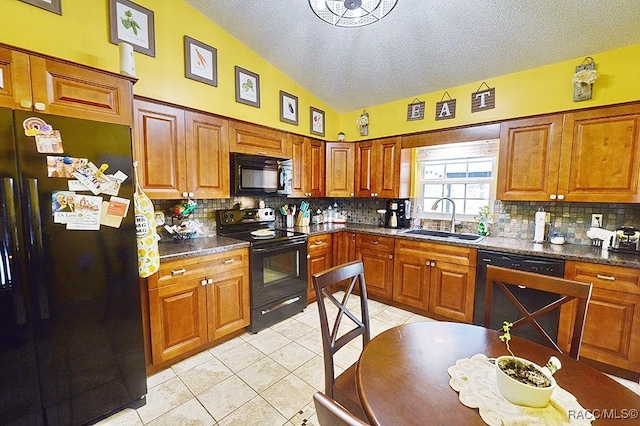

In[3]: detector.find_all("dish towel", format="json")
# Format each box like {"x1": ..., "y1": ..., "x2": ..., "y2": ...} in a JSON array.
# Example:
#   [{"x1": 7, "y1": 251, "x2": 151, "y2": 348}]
[{"x1": 448, "y1": 354, "x2": 593, "y2": 426}]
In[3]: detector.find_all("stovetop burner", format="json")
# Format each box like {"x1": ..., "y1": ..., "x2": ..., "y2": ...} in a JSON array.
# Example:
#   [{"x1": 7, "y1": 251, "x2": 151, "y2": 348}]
[{"x1": 216, "y1": 208, "x2": 307, "y2": 245}]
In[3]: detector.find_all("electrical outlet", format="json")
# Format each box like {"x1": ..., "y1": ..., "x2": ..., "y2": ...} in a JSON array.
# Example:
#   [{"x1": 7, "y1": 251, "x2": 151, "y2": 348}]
[{"x1": 591, "y1": 214, "x2": 603, "y2": 228}]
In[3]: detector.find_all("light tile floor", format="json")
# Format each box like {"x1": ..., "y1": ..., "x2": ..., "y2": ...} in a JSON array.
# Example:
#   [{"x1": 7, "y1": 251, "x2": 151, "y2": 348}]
[{"x1": 98, "y1": 293, "x2": 640, "y2": 426}]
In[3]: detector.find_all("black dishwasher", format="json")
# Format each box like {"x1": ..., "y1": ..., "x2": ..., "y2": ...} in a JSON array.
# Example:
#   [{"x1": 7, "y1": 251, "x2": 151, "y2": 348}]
[{"x1": 473, "y1": 250, "x2": 565, "y2": 347}]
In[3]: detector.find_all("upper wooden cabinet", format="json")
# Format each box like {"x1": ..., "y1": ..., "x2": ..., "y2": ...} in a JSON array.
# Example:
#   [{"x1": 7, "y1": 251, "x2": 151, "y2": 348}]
[
  {"x1": 497, "y1": 115, "x2": 563, "y2": 201},
  {"x1": 133, "y1": 98, "x2": 230, "y2": 199},
  {"x1": 290, "y1": 135, "x2": 325, "y2": 198},
  {"x1": 229, "y1": 120, "x2": 290, "y2": 158},
  {"x1": 355, "y1": 137, "x2": 402, "y2": 198},
  {"x1": 0, "y1": 45, "x2": 134, "y2": 126},
  {"x1": 498, "y1": 103, "x2": 640, "y2": 202},
  {"x1": 326, "y1": 142, "x2": 355, "y2": 197}
]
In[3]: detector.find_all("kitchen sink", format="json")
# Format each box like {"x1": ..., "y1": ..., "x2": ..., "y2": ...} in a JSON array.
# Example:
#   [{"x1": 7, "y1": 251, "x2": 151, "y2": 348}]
[{"x1": 404, "y1": 229, "x2": 486, "y2": 242}]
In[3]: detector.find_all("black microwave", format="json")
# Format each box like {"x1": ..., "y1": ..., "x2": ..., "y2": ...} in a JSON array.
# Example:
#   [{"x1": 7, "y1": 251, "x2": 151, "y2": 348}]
[{"x1": 231, "y1": 153, "x2": 293, "y2": 196}]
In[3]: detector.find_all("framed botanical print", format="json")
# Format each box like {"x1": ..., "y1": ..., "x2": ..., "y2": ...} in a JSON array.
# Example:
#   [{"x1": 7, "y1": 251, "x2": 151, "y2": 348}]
[
  {"x1": 310, "y1": 107, "x2": 325, "y2": 137},
  {"x1": 184, "y1": 36, "x2": 217, "y2": 86},
  {"x1": 280, "y1": 91, "x2": 298, "y2": 125},
  {"x1": 235, "y1": 66, "x2": 260, "y2": 108},
  {"x1": 19, "y1": 0, "x2": 62, "y2": 14},
  {"x1": 109, "y1": 0, "x2": 156, "y2": 57}
]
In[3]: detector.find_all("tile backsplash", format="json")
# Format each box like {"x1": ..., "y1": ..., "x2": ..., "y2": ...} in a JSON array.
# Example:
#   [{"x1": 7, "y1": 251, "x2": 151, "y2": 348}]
[{"x1": 153, "y1": 197, "x2": 640, "y2": 246}]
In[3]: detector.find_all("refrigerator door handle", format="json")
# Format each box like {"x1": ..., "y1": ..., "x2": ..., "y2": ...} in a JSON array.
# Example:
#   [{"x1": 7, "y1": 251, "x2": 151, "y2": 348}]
[
  {"x1": 25, "y1": 178, "x2": 50, "y2": 320},
  {"x1": 1, "y1": 177, "x2": 27, "y2": 325}
]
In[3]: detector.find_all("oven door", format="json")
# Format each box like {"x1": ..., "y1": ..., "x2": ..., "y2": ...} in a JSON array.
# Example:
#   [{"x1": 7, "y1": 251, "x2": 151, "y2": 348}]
[{"x1": 250, "y1": 239, "x2": 307, "y2": 309}]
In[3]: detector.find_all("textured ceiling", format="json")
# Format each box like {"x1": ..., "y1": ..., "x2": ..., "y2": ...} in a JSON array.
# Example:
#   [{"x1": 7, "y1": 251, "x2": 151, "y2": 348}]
[{"x1": 185, "y1": 0, "x2": 640, "y2": 113}]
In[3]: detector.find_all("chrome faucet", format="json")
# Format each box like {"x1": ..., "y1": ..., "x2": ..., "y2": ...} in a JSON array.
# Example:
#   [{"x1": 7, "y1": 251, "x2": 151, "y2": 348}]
[{"x1": 431, "y1": 197, "x2": 458, "y2": 232}]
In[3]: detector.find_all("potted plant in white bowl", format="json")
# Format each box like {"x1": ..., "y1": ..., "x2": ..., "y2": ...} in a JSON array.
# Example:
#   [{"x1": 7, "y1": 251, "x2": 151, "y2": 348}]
[{"x1": 495, "y1": 321, "x2": 562, "y2": 408}]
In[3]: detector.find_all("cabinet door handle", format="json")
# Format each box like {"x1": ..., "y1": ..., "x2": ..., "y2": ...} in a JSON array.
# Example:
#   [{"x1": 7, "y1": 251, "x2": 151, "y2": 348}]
[
  {"x1": 550, "y1": 194, "x2": 557, "y2": 200},
  {"x1": 34, "y1": 102, "x2": 46, "y2": 111},
  {"x1": 431, "y1": 261, "x2": 436, "y2": 267},
  {"x1": 369, "y1": 240, "x2": 379, "y2": 245},
  {"x1": 222, "y1": 259, "x2": 235, "y2": 264},
  {"x1": 207, "y1": 278, "x2": 213, "y2": 285},
  {"x1": 596, "y1": 273, "x2": 615, "y2": 281},
  {"x1": 307, "y1": 254, "x2": 311, "y2": 259},
  {"x1": 171, "y1": 268, "x2": 187, "y2": 276},
  {"x1": 256, "y1": 151, "x2": 267, "y2": 155},
  {"x1": 557, "y1": 194, "x2": 565, "y2": 200},
  {"x1": 20, "y1": 99, "x2": 32, "y2": 108},
  {"x1": 388, "y1": 254, "x2": 393, "y2": 259},
  {"x1": 314, "y1": 241, "x2": 324, "y2": 245},
  {"x1": 201, "y1": 279, "x2": 207, "y2": 286}
]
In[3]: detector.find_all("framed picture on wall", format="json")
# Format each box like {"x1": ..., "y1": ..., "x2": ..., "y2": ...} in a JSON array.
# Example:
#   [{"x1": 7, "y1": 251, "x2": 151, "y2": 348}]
[
  {"x1": 19, "y1": 0, "x2": 62, "y2": 14},
  {"x1": 109, "y1": 0, "x2": 156, "y2": 57},
  {"x1": 280, "y1": 91, "x2": 298, "y2": 125},
  {"x1": 310, "y1": 107, "x2": 325, "y2": 137},
  {"x1": 184, "y1": 36, "x2": 217, "y2": 86},
  {"x1": 235, "y1": 66, "x2": 260, "y2": 108}
]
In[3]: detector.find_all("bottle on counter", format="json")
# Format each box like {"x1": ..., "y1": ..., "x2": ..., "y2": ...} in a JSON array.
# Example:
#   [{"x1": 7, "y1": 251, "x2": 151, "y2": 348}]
[{"x1": 389, "y1": 211, "x2": 398, "y2": 228}]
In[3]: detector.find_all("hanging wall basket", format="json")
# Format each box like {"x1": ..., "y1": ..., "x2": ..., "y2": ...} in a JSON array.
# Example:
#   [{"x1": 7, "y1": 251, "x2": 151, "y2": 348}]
[{"x1": 357, "y1": 109, "x2": 369, "y2": 136}]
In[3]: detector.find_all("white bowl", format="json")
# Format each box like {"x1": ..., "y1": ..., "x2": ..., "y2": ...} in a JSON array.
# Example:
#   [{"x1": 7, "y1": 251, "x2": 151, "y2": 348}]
[{"x1": 495, "y1": 356, "x2": 556, "y2": 408}]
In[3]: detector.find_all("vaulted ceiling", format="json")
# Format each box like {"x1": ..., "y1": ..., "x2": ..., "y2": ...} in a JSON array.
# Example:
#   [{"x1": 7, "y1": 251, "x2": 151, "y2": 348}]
[{"x1": 186, "y1": 0, "x2": 640, "y2": 113}]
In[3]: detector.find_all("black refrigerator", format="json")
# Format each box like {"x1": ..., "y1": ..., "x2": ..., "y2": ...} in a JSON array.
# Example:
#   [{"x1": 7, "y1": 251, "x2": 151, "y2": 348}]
[{"x1": 0, "y1": 108, "x2": 147, "y2": 425}]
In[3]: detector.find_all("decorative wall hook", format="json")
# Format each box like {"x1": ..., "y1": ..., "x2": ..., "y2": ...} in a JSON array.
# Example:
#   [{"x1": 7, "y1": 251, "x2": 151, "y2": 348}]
[{"x1": 572, "y1": 57, "x2": 599, "y2": 102}]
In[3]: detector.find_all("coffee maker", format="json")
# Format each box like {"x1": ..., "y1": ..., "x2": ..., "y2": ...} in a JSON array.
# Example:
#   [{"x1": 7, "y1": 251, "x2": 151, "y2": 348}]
[{"x1": 385, "y1": 199, "x2": 411, "y2": 229}]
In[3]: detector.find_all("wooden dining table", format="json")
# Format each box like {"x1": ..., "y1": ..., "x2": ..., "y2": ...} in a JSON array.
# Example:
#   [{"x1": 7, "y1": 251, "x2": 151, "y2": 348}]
[{"x1": 356, "y1": 322, "x2": 640, "y2": 425}]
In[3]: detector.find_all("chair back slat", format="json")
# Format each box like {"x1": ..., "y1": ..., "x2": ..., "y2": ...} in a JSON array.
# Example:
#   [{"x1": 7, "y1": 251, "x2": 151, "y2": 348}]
[
  {"x1": 484, "y1": 265, "x2": 592, "y2": 359},
  {"x1": 312, "y1": 261, "x2": 371, "y2": 398}
]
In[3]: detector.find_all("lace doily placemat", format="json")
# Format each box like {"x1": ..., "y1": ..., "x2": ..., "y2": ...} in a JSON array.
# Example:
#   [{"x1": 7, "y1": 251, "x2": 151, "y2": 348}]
[{"x1": 448, "y1": 354, "x2": 593, "y2": 426}]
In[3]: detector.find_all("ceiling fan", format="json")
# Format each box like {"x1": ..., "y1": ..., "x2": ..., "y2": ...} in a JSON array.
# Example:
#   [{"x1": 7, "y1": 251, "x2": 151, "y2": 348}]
[{"x1": 309, "y1": 0, "x2": 398, "y2": 27}]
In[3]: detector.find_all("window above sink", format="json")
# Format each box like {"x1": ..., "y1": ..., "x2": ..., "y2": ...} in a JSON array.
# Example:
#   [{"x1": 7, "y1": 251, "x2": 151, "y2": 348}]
[{"x1": 415, "y1": 140, "x2": 499, "y2": 221}]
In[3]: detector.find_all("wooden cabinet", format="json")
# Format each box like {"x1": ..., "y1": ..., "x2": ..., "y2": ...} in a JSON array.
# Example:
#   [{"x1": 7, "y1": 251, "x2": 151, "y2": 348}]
[
  {"x1": 393, "y1": 240, "x2": 476, "y2": 322},
  {"x1": 147, "y1": 249, "x2": 249, "y2": 366},
  {"x1": 497, "y1": 115, "x2": 563, "y2": 201},
  {"x1": 333, "y1": 232, "x2": 357, "y2": 267},
  {"x1": 355, "y1": 137, "x2": 402, "y2": 198},
  {"x1": 326, "y1": 142, "x2": 355, "y2": 197},
  {"x1": 307, "y1": 234, "x2": 333, "y2": 302},
  {"x1": 290, "y1": 135, "x2": 325, "y2": 198},
  {"x1": 133, "y1": 98, "x2": 230, "y2": 199},
  {"x1": 498, "y1": 103, "x2": 640, "y2": 202},
  {"x1": 562, "y1": 261, "x2": 640, "y2": 373},
  {"x1": 356, "y1": 234, "x2": 395, "y2": 299},
  {"x1": 229, "y1": 120, "x2": 290, "y2": 158},
  {"x1": 0, "y1": 44, "x2": 134, "y2": 125}
]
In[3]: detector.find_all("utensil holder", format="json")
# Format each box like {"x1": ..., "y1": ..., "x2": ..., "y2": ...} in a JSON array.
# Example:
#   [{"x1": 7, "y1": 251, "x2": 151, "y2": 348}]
[{"x1": 286, "y1": 215, "x2": 294, "y2": 228}]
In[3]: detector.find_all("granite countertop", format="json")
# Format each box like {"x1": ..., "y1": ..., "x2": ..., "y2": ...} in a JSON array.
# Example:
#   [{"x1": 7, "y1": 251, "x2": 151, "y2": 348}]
[
  {"x1": 160, "y1": 223, "x2": 640, "y2": 268},
  {"x1": 158, "y1": 235, "x2": 249, "y2": 262}
]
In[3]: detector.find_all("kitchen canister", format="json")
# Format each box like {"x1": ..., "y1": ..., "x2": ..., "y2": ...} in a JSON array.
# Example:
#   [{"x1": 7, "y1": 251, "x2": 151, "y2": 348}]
[{"x1": 118, "y1": 42, "x2": 136, "y2": 77}]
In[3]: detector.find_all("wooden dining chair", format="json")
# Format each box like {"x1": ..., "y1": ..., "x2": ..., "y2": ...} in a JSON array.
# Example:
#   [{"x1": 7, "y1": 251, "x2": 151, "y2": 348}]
[
  {"x1": 312, "y1": 260, "x2": 370, "y2": 422},
  {"x1": 484, "y1": 265, "x2": 593, "y2": 359},
  {"x1": 313, "y1": 392, "x2": 369, "y2": 426}
]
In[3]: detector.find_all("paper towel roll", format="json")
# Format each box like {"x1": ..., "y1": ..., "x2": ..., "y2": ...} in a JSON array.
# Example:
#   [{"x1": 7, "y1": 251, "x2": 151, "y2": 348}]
[
  {"x1": 533, "y1": 210, "x2": 546, "y2": 242},
  {"x1": 119, "y1": 42, "x2": 136, "y2": 77}
]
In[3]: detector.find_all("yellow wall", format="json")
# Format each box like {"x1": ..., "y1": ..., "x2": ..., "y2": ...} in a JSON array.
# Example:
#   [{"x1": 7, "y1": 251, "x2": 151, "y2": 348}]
[
  {"x1": 0, "y1": 0, "x2": 337, "y2": 138},
  {"x1": 3, "y1": 0, "x2": 639, "y2": 143},
  {"x1": 340, "y1": 43, "x2": 640, "y2": 140}
]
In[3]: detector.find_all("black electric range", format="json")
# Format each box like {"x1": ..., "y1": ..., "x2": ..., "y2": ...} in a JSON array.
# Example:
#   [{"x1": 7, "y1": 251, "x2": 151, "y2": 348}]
[{"x1": 216, "y1": 208, "x2": 308, "y2": 333}]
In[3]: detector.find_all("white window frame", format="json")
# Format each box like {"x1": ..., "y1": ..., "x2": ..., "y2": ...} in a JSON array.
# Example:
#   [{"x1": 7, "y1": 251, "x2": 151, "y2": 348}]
[{"x1": 415, "y1": 140, "x2": 498, "y2": 221}]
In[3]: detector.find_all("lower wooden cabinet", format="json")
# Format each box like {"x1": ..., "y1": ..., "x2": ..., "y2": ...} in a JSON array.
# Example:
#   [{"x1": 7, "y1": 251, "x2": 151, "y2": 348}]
[
  {"x1": 562, "y1": 261, "x2": 640, "y2": 373},
  {"x1": 393, "y1": 239, "x2": 476, "y2": 322},
  {"x1": 356, "y1": 234, "x2": 395, "y2": 299},
  {"x1": 146, "y1": 249, "x2": 249, "y2": 366},
  {"x1": 307, "y1": 234, "x2": 333, "y2": 303}
]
